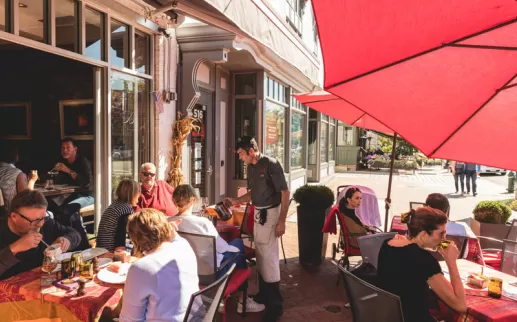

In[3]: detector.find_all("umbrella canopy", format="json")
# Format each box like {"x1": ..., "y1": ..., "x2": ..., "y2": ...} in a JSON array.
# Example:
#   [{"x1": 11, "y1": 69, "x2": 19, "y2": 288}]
[
  {"x1": 312, "y1": 0, "x2": 517, "y2": 170},
  {"x1": 292, "y1": 91, "x2": 394, "y2": 134}
]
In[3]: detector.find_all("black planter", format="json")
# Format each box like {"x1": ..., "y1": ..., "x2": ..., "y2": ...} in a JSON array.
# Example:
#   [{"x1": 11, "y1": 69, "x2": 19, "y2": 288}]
[{"x1": 297, "y1": 205, "x2": 330, "y2": 266}]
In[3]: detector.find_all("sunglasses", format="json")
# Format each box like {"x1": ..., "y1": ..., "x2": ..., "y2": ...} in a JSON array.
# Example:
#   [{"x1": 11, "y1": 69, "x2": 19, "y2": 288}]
[
  {"x1": 15, "y1": 211, "x2": 49, "y2": 226},
  {"x1": 142, "y1": 172, "x2": 156, "y2": 177}
]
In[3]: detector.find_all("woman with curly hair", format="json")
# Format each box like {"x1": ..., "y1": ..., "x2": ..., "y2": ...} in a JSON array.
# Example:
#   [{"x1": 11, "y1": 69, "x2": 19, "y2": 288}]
[{"x1": 120, "y1": 208, "x2": 200, "y2": 322}]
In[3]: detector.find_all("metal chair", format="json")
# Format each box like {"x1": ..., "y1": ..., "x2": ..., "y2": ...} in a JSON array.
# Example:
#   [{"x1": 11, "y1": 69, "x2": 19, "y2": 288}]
[
  {"x1": 182, "y1": 264, "x2": 235, "y2": 322},
  {"x1": 409, "y1": 201, "x2": 425, "y2": 210},
  {"x1": 357, "y1": 232, "x2": 397, "y2": 269},
  {"x1": 501, "y1": 239, "x2": 517, "y2": 277},
  {"x1": 476, "y1": 219, "x2": 517, "y2": 269},
  {"x1": 178, "y1": 232, "x2": 251, "y2": 321},
  {"x1": 339, "y1": 265, "x2": 405, "y2": 322}
]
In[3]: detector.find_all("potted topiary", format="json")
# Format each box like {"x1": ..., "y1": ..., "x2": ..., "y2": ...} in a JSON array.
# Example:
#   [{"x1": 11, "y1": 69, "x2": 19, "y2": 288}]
[
  {"x1": 470, "y1": 200, "x2": 512, "y2": 250},
  {"x1": 293, "y1": 184, "x2": 335, "y2": 266}
]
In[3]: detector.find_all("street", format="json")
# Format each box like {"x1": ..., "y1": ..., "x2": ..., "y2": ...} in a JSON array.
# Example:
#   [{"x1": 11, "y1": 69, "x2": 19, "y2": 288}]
[{"x1": 307, "y1": 168, "x2": 514, "y2": 229}]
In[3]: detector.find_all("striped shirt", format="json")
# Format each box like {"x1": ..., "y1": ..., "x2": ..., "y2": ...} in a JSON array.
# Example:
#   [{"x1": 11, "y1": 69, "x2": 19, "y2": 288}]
[
  {"x1": 96, "y1": 200, "x2": 134, "y2": 252},
  {"x1": 0, "y1": 162, "x2": 23, "y2": 213}
]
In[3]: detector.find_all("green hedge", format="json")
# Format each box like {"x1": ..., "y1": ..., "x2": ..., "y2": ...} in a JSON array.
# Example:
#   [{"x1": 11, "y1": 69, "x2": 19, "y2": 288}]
[
  {"x1": 369, "y1": 159, "x2": 418, "y2": 170},
  {"x1": 473, "y1": 200, "x2": 512, "y2": 224},
  {"x1": 293, "y1": 185, "x2": 335, "y2": 209}
]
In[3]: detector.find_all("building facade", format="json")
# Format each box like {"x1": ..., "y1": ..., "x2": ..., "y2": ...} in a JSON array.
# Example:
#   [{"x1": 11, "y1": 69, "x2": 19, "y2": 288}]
[{"x1": 0, "y1": 0, "x2": 355, "y2": 231}]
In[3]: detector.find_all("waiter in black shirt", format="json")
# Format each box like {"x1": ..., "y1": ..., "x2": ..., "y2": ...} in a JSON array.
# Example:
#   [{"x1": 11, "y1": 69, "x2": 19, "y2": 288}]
[
  {"x1": 49, "y1": 137, "x2": 93, "y2": 250},
  {"x1": 0, "y1": 190, "x2": 81, "y2": 280},
  {"x1": 224, "y1": 136, "x2": 289, "y2": 322}
]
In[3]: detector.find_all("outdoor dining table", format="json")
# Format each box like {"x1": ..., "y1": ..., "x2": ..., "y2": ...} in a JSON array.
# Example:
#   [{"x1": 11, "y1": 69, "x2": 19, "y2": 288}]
[
  {"x1": 34, "y1": 184, "x2": 84, "y2": 197},
  {"x1": 0, "y1": 253, "x2": 133, "y2": 322},
  {"x1": 437, "y1": 259, "x2": 517, "y2": 322}
]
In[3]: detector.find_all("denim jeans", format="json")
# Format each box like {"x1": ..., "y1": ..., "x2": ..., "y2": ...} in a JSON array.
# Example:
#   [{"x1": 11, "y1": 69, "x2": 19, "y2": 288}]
[{"x1": 217, "y1": 238, "x2": 247, "y2": 278}]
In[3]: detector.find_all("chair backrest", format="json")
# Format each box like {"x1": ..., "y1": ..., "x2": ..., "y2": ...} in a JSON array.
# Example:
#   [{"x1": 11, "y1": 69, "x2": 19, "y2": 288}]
[
  {"x1": 178, "y1": 231, "x2": 217, "y2": 285},
  {"x1": 501, "y1": 239, "x2": 517, "y2": 277},
  {"x1": 183, "y1": 264, "x2": 235, "y2": 322},
  {"x1": 409, "y1": 202, "x2": 425, "y2": 210},
  {"x1": 357, "y1": 233, "x2": 397, "y2": 269},
  {"x1": 240, "y1": 203, "x2": 255, "y2": 237},
  {"x1": 430, "y1": 235, "x2": 468, "y2": 261},
  {"x1": 506, "y1": 219, "x2": 517, "y2": 241},
  {"x1": 339, "y1": 265, "x2": 405, "y2": 322}
]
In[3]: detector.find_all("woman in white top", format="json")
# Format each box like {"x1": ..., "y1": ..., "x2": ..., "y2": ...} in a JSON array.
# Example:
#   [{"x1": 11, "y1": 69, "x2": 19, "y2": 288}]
[
  {"x1": 120, "y1": 208, "x2": 201, "y2": 322},
  {"x1": 169, "y1": 184, "x2": 265, "y2": 314}
]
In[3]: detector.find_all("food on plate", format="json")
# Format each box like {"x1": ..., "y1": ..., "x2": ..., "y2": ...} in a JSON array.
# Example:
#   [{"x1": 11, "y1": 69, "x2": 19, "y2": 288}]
[
  {"x1": 467, "y1": 273, "x2": 489, "y2": 288},
  {"x1": 61, "y1": 278, "x2": 75, "y2": 284},
  {"x1": 107, "y1": 261, "x2": 130, "y2": 276}
]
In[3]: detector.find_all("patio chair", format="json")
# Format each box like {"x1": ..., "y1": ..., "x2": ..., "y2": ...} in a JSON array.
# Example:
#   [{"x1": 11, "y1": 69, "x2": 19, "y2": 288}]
[
  {"x1": 178, "y1": 231, "x2": 251, "y2": 321},
  {"x1": 339, "y1": 265, "x2": 405, "y2": 322},
  {"x1": 409, "y1": 201, "x2": 425, "y2": 210},
  {"x1": 357, "y1": 233, "x2": 397, "y2": 269},
  {"x1": 182, "y1": 264, "x2": 235, "y2": 322},
  {"x1": 501, "y1": 239, "x2": 517, "y2": 277},
  {"x1": 477, "y1": 219, "x2": 517, "y2": 270},
  {"x1": 239, "y1": 201, "x2": 288, "y2": 265}
]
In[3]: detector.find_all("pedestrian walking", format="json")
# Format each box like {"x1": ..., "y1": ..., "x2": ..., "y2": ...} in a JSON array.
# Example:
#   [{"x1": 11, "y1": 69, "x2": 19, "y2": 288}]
[
  {"x1": 452, "y1": 161, "x2": 466, "y2": 194},
  {"x1": 465, "y1": 163, "x2": 480, "y2": 196},
  {"x1": 224, "y1": 136, "x2": 290, "y2": 322}
]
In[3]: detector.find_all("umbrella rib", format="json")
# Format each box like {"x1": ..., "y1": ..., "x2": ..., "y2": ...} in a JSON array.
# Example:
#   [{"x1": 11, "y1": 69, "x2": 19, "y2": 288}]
[
  {"x1": 429, "y1": 72, "x2": 517, "y2": 156},
  {"x1": 325, "y1": 16, "x2": 517, "y2": 90},
  {"x1": 446, "y1": 44, "x2": 517, "y2": 51},
  {"x1": 303, "y1": 98, "x2": 342, "y2": 104},
  {"x1": 351, "y1": 112, "x2": 366, "y2": 125}
]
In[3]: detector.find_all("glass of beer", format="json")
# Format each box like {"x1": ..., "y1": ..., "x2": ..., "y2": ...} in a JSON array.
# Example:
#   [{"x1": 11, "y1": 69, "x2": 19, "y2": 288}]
[
  {"x1": 71, "y1": 252, "x2": 83, "y2": 276},
  {"x1": 439, "y1": 240, "x2": 451, "y2": 251},
  {"x1": 488, "y1": 277, "x2": 503, "y2": 299}
]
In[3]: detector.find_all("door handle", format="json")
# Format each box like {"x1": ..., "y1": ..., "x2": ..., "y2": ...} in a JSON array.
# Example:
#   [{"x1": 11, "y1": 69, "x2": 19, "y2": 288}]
[{"x1": 207, "y1": 165, "x2": 213, "y2": 176}]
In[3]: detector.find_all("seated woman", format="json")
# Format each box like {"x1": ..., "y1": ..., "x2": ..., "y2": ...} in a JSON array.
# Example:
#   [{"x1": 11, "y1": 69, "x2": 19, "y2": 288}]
[
  {"x1": 377, "y1": 207, "x2": 467, "y2": 322},
  {"x1": 425, "y1": 193, "x2": 475, "y2": 237},
  {"x1": 169, "y1": 184, "x2": 265, "y2": 314},
  {"x1": 120, "y1": 208, "x2": 201, "y2": 322},
  {"x1": 96, "y1": 179, "x2": 140, "y2": 252},
  {"x1": 339, "y1": 187, "x2": 377, "y2": 248}
]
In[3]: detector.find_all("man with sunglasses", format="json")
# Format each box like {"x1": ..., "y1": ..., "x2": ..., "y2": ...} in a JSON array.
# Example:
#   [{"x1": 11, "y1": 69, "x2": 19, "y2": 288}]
[
  {"x1": 0, "y1": 190, "x2": 81, "y2": 280},
  {"x1": 136, "y1": 163, "x2": 178, "y2": 216}
]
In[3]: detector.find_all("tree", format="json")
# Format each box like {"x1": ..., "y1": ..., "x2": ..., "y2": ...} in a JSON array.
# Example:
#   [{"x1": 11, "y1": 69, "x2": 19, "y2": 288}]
[{"x1": 378, "y1": 135, "x2": 418, "y2": 159}]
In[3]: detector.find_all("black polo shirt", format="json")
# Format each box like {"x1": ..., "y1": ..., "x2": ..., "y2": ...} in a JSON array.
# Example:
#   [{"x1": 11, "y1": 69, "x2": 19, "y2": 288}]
[
  {"x1": 54, "y1": 154, "x2": 93, "y2": 193},
  {"x1": 246, "y1": 154, "x2": 288, "y2": 207}
]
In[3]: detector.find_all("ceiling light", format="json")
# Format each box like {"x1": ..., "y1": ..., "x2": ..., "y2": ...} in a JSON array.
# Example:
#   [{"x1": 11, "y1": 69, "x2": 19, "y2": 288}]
[{"x1": 19, "y1": 3, "x2": 28, "y2": 8}]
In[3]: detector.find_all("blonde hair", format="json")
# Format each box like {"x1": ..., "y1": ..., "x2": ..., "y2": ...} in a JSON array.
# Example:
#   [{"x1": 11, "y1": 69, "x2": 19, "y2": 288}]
[
  {"x1": 127, "y1": 209, "x2": 173, "y2": 254},
  {"x1": 115, "y1": 179, "x2": 140, "y2": 203},
  {"x1": 172, "y1": 184, "x2": 198, "y2": 208}
]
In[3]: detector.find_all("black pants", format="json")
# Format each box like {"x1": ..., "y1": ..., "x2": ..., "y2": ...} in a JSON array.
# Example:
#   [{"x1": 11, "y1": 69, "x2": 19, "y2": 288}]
[
  {"x1": 454, "y1": 171, "x2": 465, "y2": 192},
  {"x1": 465, "y1": 170, "x2": 477, "y2": 194}
]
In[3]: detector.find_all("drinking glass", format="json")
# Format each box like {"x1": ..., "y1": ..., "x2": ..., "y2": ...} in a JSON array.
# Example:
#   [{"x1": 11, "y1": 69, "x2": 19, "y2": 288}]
[
  {"x1": 201, "y1": 197, "x2": 209, "y2": 211},
  {"x1": 488, "y1": 277, "x2": 503, "y2": 299},
  {"x1": 42, "y1": 246, "x2": 59, "y2": 283}
]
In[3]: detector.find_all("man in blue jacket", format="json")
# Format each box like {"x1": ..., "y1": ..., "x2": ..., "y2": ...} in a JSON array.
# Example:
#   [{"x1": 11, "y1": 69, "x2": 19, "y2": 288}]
[{"x1": 465, "y1": 163, "x2": 480, "y2": 197}]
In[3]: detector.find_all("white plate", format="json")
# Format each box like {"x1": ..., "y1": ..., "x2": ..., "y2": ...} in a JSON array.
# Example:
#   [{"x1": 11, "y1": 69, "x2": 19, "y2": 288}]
[{"x1": 97, "y1": 263, "x2": 130, "y2": 284}]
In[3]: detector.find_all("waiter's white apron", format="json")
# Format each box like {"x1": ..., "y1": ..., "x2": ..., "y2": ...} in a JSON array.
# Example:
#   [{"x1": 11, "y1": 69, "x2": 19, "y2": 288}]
[{"x1": 253, "y1": 205, "x2": 281, "y2": 283}]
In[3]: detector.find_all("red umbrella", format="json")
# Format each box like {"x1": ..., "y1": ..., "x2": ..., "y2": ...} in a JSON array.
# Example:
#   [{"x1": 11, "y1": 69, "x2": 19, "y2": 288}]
[
  {"x1": 312, "y1": 0, "x2": 517, "y2": 171},
  {"x1": 292, "y1": 91, "x2": 398, "y2": 231}
]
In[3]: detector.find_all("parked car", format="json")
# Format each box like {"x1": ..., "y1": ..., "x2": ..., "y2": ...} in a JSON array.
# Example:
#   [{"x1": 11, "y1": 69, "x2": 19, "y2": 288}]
[{"x1": 479, "y1": 165, "x2": 506, "y2": 176}]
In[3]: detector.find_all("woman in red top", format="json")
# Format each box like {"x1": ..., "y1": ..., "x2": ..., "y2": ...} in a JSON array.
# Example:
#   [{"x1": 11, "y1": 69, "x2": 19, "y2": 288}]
[{"x1": 136, "y1": 163, "x2": 178, "y2": 216}]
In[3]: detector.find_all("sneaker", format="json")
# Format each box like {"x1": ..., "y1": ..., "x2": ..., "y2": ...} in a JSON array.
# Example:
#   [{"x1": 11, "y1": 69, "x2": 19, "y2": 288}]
[
  {"x1": 237, "y1": 298, "x2": 266, "y2": 313},
  {"x1": 473, "y1": 192, "x2": 478, "y2": 197}
]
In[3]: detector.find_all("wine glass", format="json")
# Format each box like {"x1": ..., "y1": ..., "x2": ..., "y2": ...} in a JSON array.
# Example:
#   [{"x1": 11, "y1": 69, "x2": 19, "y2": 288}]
[{"x1": 42, "y1": 247, "x2": 59, "y2": 283}]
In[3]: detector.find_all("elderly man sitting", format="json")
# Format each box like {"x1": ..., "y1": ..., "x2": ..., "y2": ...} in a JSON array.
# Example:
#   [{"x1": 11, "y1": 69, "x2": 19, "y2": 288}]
[
  {"x1": 0, "y1": 190, "x2": 81, "y2": 280},
  {"x1": 136, "y1": 163, "x2": 178, "y2": 217}
]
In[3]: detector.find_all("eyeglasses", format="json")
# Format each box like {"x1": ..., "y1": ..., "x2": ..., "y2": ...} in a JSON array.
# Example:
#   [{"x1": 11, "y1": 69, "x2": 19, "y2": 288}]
[
  {"x1": 142, "y1": 172, "x2": 156, "y2": 177},
  {"x1": 15, "y1": 212, "x2": 49, "y2": 226}
]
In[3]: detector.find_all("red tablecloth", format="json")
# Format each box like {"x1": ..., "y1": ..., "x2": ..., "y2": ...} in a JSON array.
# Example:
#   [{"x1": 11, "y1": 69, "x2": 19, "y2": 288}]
[{"x1": 0, "y1": 268, "x2": 123, "y2": 321}]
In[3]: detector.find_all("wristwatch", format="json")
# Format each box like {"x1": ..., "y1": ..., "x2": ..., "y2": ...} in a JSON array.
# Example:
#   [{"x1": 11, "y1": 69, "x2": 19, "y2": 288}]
[{"x1": 70, "y1": 171, "x2": 77, "y2": 176}]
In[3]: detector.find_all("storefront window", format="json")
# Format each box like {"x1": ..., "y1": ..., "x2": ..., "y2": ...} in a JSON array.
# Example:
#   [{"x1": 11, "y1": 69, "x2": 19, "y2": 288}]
[
  {"x1": 135, "y1": 31, "x2": 149, "y2": 74},
  {"x1": 329, "y1": 122, "x2": 335, "y2": 161},
  {"x1": 291, "y1": 112, "x2": 305, "y2": 168},
  {"x1": 265, "y1": 76, "x2": 288, "y2": 103},
  {"x1": 55, "y1": 0, "x2": 78, "y2": 52},
  {"x1": 111, "y1": 72, "x2": 149, "y2": 192},
  {"x1": 0, "y1": 0, "x2": 5, "y2": 31},
  {"x1": 337, "y1": 121, "x2": 354, "y2": 146},
  {"x1": 320, "y1": 121, "x2": 328, "y2": 163},
  {"x1": 234, "y1": 99, "x2": 256, "y2": 179},
  {"x1": 264, "y1": 101, "x2": 285, "y2": 168},
  {"x1": 19, "y1": 0, "x2": 46, "y2": 43},
  {"x1": 308, "y1": 109, "x2": 317, "y2": 165},
  {"x1": 85, "y1": 7, "x2": 104, "y2": 61},
  {"x1": 110, "y1": 19, "x2": 129, "y2": 68}
]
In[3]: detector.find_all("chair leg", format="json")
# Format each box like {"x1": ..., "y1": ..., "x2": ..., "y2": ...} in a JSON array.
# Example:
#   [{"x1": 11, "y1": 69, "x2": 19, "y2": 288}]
[{"x1": 280, "y1": 236, "x2": 287, "y2": 264}]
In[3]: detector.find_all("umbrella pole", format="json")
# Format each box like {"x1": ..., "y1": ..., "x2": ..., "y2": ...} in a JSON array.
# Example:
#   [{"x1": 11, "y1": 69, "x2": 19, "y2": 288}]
[{"x1": 384, "y1": 133, "x2": 398, "y2": 232}]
